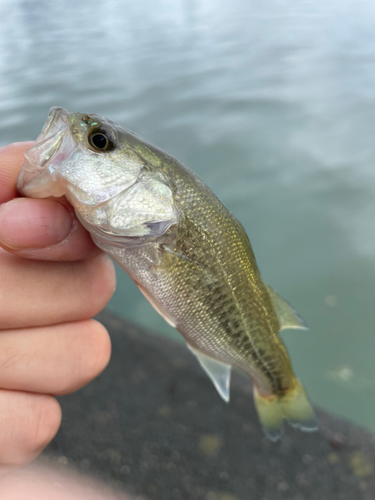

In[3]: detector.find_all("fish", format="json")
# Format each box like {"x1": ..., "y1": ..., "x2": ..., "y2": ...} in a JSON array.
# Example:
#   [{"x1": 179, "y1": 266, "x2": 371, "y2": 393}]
[{"x1": 17, "y1": 107, "x2": 318, "y2": 440}]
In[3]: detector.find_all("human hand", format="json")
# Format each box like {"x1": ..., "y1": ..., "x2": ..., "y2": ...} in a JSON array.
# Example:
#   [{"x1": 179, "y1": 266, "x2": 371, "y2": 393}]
[{"x1": 0, "y1": 143, "x2": 116, "y2": 469}]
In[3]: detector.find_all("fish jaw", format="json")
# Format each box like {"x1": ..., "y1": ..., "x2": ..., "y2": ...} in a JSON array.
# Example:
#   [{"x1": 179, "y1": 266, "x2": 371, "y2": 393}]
[{"x1": 17, "y1": 107, "x2": 75, "y2": 199}]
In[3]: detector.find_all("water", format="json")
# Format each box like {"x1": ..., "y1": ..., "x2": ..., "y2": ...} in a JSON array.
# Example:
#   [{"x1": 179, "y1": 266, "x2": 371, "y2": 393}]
[{"x1": 1, "y1": 0, "x2": 375, "y2": 433}]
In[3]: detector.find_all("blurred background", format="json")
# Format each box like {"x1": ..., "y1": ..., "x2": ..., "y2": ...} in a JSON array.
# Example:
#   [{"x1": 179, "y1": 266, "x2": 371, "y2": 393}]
[{"x1": 1, "y1": 0, "x2": 375, "y2": 433}]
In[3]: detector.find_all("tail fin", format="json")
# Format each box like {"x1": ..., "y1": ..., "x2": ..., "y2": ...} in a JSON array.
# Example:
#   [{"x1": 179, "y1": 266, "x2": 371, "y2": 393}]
[{"x1": 253, "y1": 379, "x2": 318, "y2": 441}]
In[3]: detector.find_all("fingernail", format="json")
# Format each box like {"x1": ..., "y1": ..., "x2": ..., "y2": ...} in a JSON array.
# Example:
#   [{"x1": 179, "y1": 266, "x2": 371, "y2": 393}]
[{"x1": 0, "y1": 199, "x2": 73, "y2": 250}]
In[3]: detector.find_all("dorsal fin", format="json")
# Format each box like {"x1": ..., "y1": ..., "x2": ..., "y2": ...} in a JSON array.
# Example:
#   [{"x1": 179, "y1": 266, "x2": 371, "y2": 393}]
[
  {"x1": 266, "y1": 285, "x2": 308, "y2": 332},
  {"x1": 187, "y1": 344, "x2": 231, "y2": 402}
]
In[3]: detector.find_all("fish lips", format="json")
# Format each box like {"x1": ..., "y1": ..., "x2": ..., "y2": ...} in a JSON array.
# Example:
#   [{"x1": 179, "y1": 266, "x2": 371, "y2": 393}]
[{"x1": 17, "y1": 107, "x2": 75, "y2": 198}]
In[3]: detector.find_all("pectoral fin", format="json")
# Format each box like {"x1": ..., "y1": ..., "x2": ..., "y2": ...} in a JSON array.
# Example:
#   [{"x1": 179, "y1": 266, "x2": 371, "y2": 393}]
[
  {"x1": 187, "y1": 344, "x2": 231, "y2": 402},
  {"x1": 266, "y1": 285, "x2": 307, "y2": 331}
]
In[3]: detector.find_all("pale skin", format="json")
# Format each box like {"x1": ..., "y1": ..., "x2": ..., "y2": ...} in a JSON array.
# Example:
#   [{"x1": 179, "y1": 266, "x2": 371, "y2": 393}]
[
  {"x1": 0, "y1": 464, "x2": 133, "y2": 499},
  {"x1": 0, "y1": 142, "x2": 116, "y2": 469}
]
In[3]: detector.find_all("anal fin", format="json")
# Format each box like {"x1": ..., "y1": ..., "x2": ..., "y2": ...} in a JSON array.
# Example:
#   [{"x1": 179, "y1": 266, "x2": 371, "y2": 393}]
[{"x1": 187, "y1": 344, "x2": 231, "y2": 403}]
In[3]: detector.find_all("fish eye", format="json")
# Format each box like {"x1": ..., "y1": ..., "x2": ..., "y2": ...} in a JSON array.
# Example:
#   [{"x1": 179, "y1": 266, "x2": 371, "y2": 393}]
[{"x1": 88, "y1": 127, "x2": 116, "y2": 152}]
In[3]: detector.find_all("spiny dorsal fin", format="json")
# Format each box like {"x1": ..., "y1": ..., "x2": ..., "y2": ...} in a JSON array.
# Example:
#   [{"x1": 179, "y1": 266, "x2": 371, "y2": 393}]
[
  {"x1": 186, "y1": 344, "x2": 231, "y2": 402},
  {"x1": 266, "y1": 285, "x2": 308, "y2": 332}
]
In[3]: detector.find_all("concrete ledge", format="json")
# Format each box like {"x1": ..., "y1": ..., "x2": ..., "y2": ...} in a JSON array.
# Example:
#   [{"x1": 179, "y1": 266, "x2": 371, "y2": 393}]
[{"x1": 44, "y1": 310, "x2": 375, "y2": 500}]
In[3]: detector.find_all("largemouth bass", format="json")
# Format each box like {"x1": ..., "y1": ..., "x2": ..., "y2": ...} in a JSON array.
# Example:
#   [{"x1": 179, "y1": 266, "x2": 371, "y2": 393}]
[{"x1": 17, "y1": 107, "x2": 317, "y2": 440}]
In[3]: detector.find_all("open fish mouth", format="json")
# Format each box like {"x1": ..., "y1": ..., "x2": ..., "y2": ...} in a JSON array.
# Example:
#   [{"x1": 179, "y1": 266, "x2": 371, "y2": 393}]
[{"x1": 17, "y1": 107, "x2": 74, "y2": 198}]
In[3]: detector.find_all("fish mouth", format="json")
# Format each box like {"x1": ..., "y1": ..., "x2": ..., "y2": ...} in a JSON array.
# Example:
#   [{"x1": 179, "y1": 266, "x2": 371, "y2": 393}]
[{"x1": 17, "y1": 107, "x2": 74, "y2": 198}]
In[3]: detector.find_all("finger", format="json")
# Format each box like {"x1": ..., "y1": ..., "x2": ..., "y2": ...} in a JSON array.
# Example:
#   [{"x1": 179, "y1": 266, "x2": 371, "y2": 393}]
[
  {"x1": 0, "y1": 252, "x2": 116, "y2": 330},
  {"x1": 0, "y1": 320, "x2": 111, "y2": 395},
  {"x1": 0, "y1": 466, "x2": 131, "y2": 499},
  {"x1": 0, "y1": 198, "x2": 99, "y2": 261},
  {"x1": 0, "y1": 142, "x2": 34, "y2": 205},
  {"x1": 0, "y1": 390, "x2": 61, "y2": 468}
]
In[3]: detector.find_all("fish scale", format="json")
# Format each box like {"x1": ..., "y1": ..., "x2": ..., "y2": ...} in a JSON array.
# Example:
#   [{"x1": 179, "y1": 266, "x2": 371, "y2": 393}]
[{"x1": 165, "y1": 166, "x2": 284, "y2": 384}]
